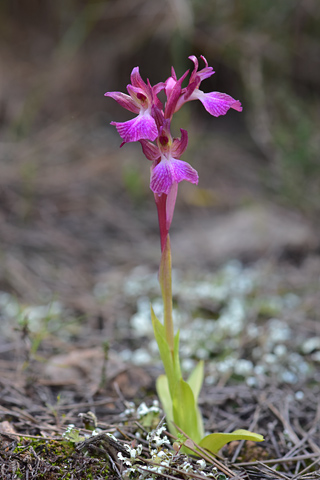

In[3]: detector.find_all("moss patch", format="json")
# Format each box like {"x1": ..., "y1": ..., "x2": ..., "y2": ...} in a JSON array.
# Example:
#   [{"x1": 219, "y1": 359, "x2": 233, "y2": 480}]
[{"x1": 1, "y1": 437, "x2": 110, "y2": 480}]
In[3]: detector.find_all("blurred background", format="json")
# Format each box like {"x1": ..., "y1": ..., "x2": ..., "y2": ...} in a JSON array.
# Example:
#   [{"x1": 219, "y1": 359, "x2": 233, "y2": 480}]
[{"x1": 0, "y1": 0, "x2": 319, "y2": 310}]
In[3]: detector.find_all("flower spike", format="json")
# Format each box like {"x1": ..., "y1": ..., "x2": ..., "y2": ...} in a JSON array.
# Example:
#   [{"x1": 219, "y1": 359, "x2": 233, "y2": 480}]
[{"x1": 106, "y1": 54, "x2": 241, "y2": 220}]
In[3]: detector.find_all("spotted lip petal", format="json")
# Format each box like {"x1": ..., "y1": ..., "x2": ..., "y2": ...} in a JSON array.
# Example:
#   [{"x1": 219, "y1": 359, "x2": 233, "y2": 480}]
[
  {"x1": 150, "y1": 157, "x2": 198, "y2": 195},
  {"x1": 111, "y1": 112, "x2": 158, "y2": 143},
  {"x1": 192, "y1": 90, "x2": 243, "y2": 117}
]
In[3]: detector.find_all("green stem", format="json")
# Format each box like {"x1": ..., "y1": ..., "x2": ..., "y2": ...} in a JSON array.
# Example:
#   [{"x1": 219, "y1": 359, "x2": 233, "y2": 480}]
[{"x1": 159, "y1": 234, "x2": 174, "y2": 356}]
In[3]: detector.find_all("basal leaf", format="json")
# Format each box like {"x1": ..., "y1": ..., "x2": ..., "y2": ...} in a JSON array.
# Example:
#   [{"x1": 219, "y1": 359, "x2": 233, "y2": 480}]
[
  {"x1": 187, "y1": 360, "x2": 204, "y2": 402},
  {"x1": 172, "y1": 378, "x2": 202, "y2": 444},
  {"x1": 156, "y1": 374, "x2": 177, "y2": 436},
  {"x1": 199, "y1": 429, "x2": 264, "y2": 455},
  {"x1": 173, "y1": 330, "x2": 182, "y2": 380},
  {"x1": 195, "y1": 404, "x2": 205, "y2": 440},
  {"x1": 151, "y1": 306, "x2": 176, "y2": 392}
]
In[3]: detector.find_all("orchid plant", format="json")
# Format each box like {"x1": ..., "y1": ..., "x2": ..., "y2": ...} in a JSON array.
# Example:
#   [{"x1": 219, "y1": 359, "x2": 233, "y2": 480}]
[{"x1": 105, "y1": 56, "x2": 263, "y2": 454}]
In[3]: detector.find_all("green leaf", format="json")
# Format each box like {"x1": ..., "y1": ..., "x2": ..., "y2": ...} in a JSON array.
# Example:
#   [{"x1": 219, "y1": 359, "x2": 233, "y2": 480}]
[
  {"x1": 172, "y1": 378, "x2": 202, "y2": 444},
  {"x1": 173, "y1": 330, "x2": 182, "y2": 380},
  {"x1": 195, "y1": 404, "x2": 205, "y2": 441},
  {"x1": 187, "y1": 360, "x2": 204, "y2": 402},
  {"x1": 63, "y1": 427, "x2": 85, "y2": 443},
  {"x1": 156, "y1": 374, "x2": 177, "y2": 437},
  {"x1": 151, "y1": 306, "x2": 176, "y2": 394},
  {"x1": 186, "y1": 361, "x2": 205, "y2": 440},
  {"x1": 151, "y1": 308, "x2": 205, "y2": 446},
  {"x1": 199, "y1": 429, "x2": 264, "y2": 455}
]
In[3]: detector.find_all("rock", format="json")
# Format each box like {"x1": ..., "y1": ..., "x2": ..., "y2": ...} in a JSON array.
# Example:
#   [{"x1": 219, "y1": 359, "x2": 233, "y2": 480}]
[
  {"x1": 172, "y1": 204, "x2": 317, "y2": 267},
  {"x1": 43, "y1": 348, "x2": 125, "y2": 393},
  {"x1": 43, "y1": 347, "x2": 152, "y2": 397}
]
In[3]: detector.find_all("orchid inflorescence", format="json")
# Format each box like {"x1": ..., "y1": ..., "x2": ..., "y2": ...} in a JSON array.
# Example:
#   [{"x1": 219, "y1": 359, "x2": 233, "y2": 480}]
[
  {"x1": 105, "y1": 56, "x2": 263, "y2": 455},
  {"x1": 105, "y1": 55, "x2": 241, "y2": 250}
]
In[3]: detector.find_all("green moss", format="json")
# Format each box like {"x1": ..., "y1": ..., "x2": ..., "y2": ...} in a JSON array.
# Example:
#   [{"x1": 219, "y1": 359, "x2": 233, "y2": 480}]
[
  {"x1": 14, "y1": 466, "x2": 24, "y2": 479},
  {"x1": 11, "y1": 437, "x2": 110, "y2": 479}
]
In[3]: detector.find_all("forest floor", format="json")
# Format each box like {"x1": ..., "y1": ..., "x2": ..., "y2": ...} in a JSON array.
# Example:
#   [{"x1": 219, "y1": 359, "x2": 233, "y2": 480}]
[{"x1": 0, "y1": 86, "x2": 320, "y2": 479}]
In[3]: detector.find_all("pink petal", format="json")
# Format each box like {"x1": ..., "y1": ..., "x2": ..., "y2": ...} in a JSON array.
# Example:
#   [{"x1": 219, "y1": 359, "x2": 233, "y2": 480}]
[
  {"x1": 230, "y1": 100, "x2": 242, "y2": 112},
  {"x1": 153, "y1": 82, "x2": 165, "y2": 109},
  {"x1": 194, "y1": 90, "x2": 243, "y2": 117},
  {"x1": 200, "y1": 55, "x2": 208, "y2": 68},
  {"x1": 127, "y1": 84, "x2": 147, "y2": 104},
  {"x1": 111, "y1": 112, "x2": 158, "y2": 143},
  {"x1": 150, "y1": 158, "x2": 198, "y2": 195},
  {"x1": 130, "y1": 67, "x2": 148, "y2": 90},
  {"x1": 130, "y1": 67, "x2": 154, "y2": 102},
  {"x1": 171, "y1": 159, "x2": 199, "y2": 185},
  {"x1": 164, "y1": 70, "x2": 189, "y2": 119},
  {"x1": 165, "y1": 77, "x2": 178, "y2": 101},
  {"x1": 188, "y1": 55, "x2": 199, "y2": 79},
  {"x1": 171, "y1": 66, "x2": 177, "y2": 80},
  {"x1": 166, "y1": 181, "x2": 178, "y2": 230},
  {"x1": 171, "y1": 129, "x2": 188, "y2": 158},
  {"x1": 139, "y1": 139, "x2": 160, "y2": 161},
  {"x1": 197, "y1": 55, "x2": 215, "y2": 81},
  {"x1": 147, "y1": 79, "x2": 162, "y2": 109},
  {"x1": 188, "y1": 55, "x2": 214, "y2": 84},
  {"x1": 104, "y1": 91, "x2": 140, "y2": 114},
  {"x1": 151, "y1": 104, "x2": 165, "y2": 130},
  {"x1": 158, "y1": 119, "x2": 172, "y2": 151}
]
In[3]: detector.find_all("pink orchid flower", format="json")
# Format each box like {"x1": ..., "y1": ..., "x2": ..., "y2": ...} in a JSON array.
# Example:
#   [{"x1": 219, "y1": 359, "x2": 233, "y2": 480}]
[
  {"x1": 105, "y1": 67, "x2": 164, "y2": 144},
  {"x1": 140, "y1": 121, "x2": 198, "y2": 242},
  {"x1": 167, "y1": 55, "x2": 242, "y2": 116},
  {"x1": 140, "y1": 121, "x2": 198, "y2": 196}
]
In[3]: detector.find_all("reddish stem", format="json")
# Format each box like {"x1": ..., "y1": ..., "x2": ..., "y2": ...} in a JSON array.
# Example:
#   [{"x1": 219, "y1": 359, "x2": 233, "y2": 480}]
[{"x1": 155, "y1": 193, "x2": 168, "y2": 252}]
